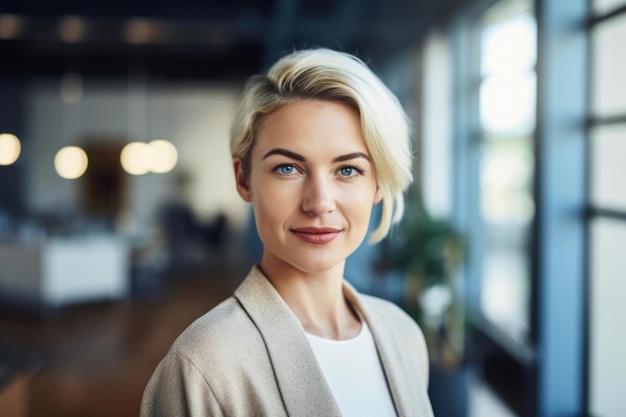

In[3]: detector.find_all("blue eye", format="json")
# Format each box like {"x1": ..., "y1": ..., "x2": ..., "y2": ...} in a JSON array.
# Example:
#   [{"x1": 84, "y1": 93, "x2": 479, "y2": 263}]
[
  {"x1": 275, "y1": 164, "x2": 295, "y2": 174},
  {"x1": 337, "y1": 165, "x2": 366, "y2": 178},
  {"x1": 340, "y1": 167, "x2": 354, "y2": 176}
]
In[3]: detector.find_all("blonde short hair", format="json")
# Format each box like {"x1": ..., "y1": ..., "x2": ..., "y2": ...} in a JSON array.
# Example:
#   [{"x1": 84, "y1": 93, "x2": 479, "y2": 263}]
[{"x1": 230, "y1": 48, "x2": 413, "y2": 243}]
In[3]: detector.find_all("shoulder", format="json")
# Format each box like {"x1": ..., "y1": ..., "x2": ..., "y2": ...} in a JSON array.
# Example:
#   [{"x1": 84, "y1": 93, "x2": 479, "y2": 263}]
[
  {"x1": 169, "y1": 297, "x2": 265, "y2": 367},
  {"x1": 143, "y1": 294, "x2": 286, "y2": 416}
]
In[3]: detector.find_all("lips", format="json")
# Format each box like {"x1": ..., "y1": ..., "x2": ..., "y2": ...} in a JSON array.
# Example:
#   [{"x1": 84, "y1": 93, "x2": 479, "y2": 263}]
[{"x1": 291, "y1": 227, "x2": 342, "y2": 244}]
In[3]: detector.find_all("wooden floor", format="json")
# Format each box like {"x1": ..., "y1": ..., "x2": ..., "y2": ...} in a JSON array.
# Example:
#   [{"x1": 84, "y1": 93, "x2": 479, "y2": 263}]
[{"x1": 0, "y1": 272, "x2": 241, "y2": 417}]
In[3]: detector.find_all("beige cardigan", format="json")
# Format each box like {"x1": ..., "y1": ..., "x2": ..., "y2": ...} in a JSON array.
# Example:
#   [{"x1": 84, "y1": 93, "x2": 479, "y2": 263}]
[{"x1": 141, "y1": 267, "x2": 434, "y2": 417}]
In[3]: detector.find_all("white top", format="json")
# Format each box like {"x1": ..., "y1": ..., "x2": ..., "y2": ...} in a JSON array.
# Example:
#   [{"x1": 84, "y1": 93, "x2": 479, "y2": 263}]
[{"x1": 306, "y1": 320, "x2": 398, "y2": 417}]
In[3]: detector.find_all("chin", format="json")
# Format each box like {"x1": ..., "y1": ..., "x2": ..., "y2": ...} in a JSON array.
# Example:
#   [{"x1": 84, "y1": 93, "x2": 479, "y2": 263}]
[{"x1": 280, "y1": 253, "x2": 345, "y2": 275}]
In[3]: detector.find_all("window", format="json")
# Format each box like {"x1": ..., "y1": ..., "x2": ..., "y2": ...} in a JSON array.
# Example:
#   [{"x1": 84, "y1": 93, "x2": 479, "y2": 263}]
[
  {"x1": 476, "y1": 0, "x2": 536, "y2": 345},
  {"x1": 589, "y1": 218, "x2": 626, "y2": 417},
  {"x1": 453, "y1": 0, "x2": 592, "y2": 413},
  {"x1": 588, "y1": 1, "x2": 626, "y2": 415}
]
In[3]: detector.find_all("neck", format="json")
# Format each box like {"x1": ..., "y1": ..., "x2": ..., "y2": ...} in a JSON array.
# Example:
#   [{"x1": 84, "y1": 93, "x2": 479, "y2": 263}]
[{"x1": 258, "y1": 260, "x2": 361, "y2": 340}]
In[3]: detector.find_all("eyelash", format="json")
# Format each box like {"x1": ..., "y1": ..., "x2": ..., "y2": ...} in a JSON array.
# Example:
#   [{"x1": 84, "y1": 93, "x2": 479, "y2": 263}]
[
  {"x1": 338, "y1": 164, "x2": 367, "y2": 176},
  {"x1": 271, "y1": 163, "x2": 299, "y2": 174}
]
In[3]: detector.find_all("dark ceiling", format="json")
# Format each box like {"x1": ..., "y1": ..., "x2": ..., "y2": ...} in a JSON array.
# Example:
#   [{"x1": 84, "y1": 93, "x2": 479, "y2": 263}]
[{"x1": 0, "y1": 0, "x2": 460, "y2": 81}]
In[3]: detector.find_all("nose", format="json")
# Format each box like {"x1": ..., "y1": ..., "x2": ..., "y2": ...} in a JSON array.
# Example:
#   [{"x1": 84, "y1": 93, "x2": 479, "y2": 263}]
[{"x1": 302, "y1": 174, "x2": 336, "y2": 215}]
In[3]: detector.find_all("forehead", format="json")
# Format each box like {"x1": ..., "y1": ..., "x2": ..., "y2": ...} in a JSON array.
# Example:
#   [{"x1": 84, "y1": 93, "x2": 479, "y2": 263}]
[{"x1": 254, "y1": 100, "x2": 368, "y2": 155}]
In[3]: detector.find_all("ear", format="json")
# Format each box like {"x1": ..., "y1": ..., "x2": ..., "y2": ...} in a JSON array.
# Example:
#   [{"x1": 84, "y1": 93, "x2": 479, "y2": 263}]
[
  {"x1": 233, "y1": 158, "x2": 252, "y2": 202},
  {"x1": 373, "y1": 187, "x2": 383, "y2": 205}
]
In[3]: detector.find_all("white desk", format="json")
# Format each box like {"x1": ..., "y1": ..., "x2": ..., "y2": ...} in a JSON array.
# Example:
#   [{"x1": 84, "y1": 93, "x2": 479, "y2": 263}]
[{"x1": 0, "y1": 236, "x2": 129, "y2": 307}]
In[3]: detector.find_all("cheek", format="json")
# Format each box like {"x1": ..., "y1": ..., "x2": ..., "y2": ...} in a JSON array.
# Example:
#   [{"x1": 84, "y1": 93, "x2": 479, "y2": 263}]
[
  {"x1": 340, "y1": 182, "x2": 378, "y2": 209},
  {"x1": 250, "y1": 181, "x2": 296, "y2": 229},
  {"x1": 353, "y1": 202, "x2": 375, "y2": 225},
  {"x1": 340, "y1": 189, "x2": 376, "y2": 225}
]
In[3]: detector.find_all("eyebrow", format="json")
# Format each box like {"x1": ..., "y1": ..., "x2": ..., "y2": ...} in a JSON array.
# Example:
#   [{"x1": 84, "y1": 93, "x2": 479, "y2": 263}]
[
  {"x1": 333, "y1": 152, "x2": 371, "y2": 163},
  {"x1": 262, "y1": 148, "x2": 371, "y2": 163},
  {"x1": 263, "y1": 148, "x2": 305, "y2": 161}
]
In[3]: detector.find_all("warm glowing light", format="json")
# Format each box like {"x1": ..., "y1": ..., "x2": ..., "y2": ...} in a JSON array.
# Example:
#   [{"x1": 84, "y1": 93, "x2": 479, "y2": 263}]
[
  {"x1": 125, "y1": 18, "x2": 152, "y2": 44},
  {"x1": 123, "y1": 18, "x2": 167, "y2": 45},
  {"x1": 121, "y1": 140, "x2": 177, "y2": 175},
  {"x1": 54, "y1": 146, "x2": 88, "y2": 179},
  {"x1": 0, "y1": 133, "x2": 21, "y2": 166},
  {"x1": 60, "y1": 72, "x2": 84, "y2": 103},
  {"x1": 0, "y1": 14, "x2": 21, "y2": 40},
  {"x1": 59, "y1": 15, "x2": 86, "y2": 42},
  {"x1": 148, "y1": 139, "x2": 177, "y2": 173},
  {"x1": 121, "y1": 142, "x2": 152, "y2": 175}
]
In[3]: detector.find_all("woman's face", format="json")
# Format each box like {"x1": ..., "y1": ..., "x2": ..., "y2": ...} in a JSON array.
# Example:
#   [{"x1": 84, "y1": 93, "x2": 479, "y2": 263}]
[{"x1": 234, "y1": 100, "x2": 381, "y2": 276}]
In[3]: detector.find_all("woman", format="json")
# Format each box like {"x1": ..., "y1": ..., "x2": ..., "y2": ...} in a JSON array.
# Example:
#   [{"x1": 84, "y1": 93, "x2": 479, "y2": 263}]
[{"x1": 141, "y1": 48, "x2": 434, "y2": 417}]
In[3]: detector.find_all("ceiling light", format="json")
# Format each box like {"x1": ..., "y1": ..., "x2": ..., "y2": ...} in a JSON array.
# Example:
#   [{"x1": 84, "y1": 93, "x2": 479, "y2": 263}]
[
  {"x1": 59, "y1": 15, "x2": 86, "y2": 43},
  {"x1": 54, "y1": 146, "x2": 88, "y2": 179},
  {"x1": 0, "y1": 14, "x2": 22, "y2": 40},
  {"x1": 0, "y1": 133, "x2": 21, "y2": 166}
]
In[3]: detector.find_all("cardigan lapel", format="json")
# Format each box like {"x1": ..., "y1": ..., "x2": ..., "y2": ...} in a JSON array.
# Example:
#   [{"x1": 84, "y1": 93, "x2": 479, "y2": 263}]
[
  {"x1": 234, "y1": 267, "x2": 342, "y2": 417},
  {"x1": 343, "y1": 282, "x2": 433, "y2": 417}
]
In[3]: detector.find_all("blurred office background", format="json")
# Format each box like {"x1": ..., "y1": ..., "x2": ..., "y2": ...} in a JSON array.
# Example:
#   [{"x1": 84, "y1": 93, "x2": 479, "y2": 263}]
[{"x1": 0, "y1": 0, "x2": 624, "y2": 416}]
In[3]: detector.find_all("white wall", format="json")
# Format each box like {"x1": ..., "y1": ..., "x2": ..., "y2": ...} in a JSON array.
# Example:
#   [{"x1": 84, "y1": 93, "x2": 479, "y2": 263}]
[{"x1": 24, "y1": 78, "x2": 248, "y2": 236}]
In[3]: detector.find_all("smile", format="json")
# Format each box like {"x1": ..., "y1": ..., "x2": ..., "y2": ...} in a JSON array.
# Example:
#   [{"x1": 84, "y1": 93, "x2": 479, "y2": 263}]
[{"x1": 291, "y1": 227, "x2": 342, "y2": 244}]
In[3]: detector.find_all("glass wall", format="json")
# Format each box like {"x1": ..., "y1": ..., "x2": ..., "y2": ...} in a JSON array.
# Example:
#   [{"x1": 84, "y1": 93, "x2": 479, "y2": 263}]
[
  {"x1": 588, "y1": 1, "x2": 626, "y2": 415},
  {"x1": 476, "y1": 0, "x2": 536, "y2": 345}
]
